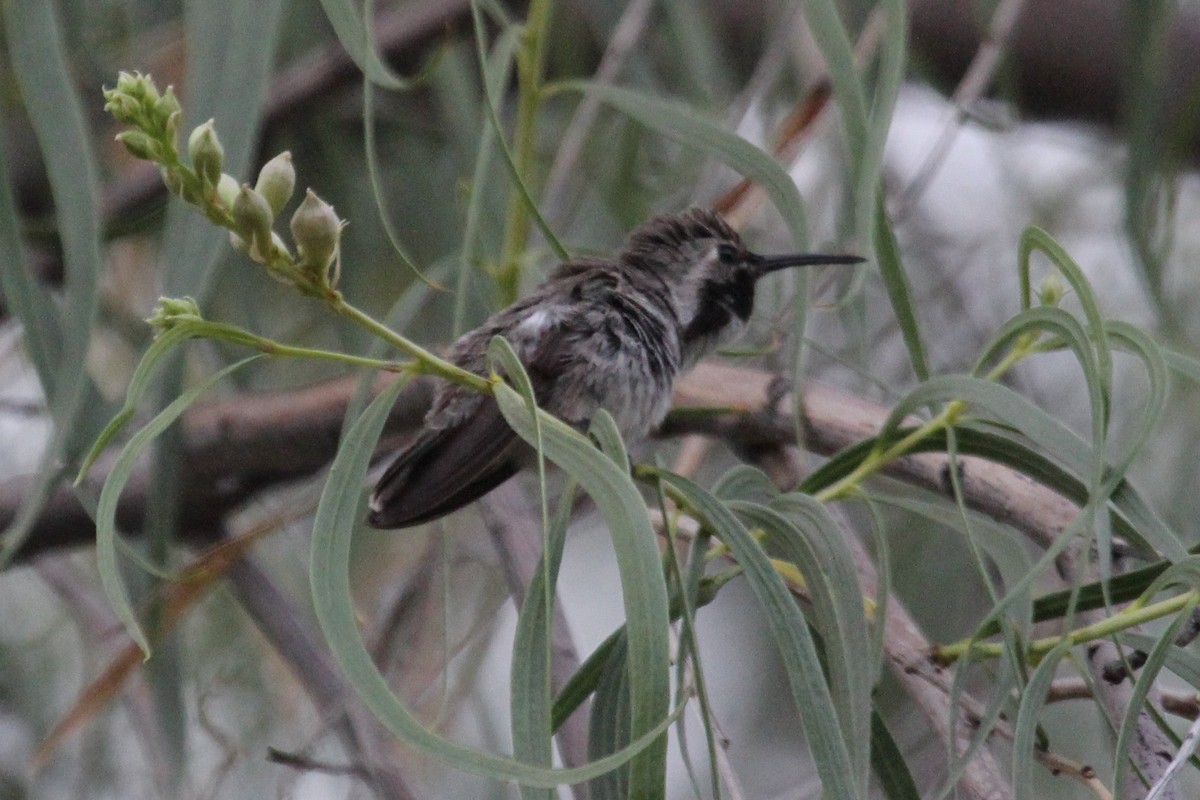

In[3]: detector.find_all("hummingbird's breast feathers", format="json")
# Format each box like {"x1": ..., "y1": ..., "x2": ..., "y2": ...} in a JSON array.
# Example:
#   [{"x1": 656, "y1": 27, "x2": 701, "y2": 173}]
[{"x1": 426, "y1": 256, "x2": 683, "y2": 439}]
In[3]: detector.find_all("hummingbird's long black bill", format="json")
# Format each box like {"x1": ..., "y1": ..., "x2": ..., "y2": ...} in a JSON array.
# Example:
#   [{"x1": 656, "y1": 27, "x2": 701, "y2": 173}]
[{"x1": 749, "y1": 252, "x2": 865, "y2": 277}]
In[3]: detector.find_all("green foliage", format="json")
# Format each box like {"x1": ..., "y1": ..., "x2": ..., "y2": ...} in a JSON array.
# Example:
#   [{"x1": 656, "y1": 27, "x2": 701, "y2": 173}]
[{"x1": 8, "y1": 1, "x2": 1200, "y2": 799}]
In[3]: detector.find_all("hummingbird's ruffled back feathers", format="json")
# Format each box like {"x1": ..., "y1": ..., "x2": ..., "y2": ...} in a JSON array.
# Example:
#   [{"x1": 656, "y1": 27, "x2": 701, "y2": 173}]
[
  {"x1": 368, "y1": 207, "x2": 788, "y2": 529},
  {"x1": 368, "y1": 260, "x2": 685, "y2": 528}
]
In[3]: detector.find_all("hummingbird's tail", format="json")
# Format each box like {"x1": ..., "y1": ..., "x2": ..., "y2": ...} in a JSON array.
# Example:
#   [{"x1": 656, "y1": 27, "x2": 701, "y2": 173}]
[{"x1": 367, "y1": 398, "x2": 523, "y2": 529}]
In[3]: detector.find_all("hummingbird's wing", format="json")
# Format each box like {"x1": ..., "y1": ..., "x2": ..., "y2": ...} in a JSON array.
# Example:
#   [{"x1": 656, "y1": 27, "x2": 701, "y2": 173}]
[{"x1": 367, "y1": 396, "x2": 526, "y2": 528}]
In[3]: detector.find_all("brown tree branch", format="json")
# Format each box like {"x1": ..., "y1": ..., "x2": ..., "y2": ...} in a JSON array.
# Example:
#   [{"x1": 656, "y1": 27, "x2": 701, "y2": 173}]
[{"x1": 3, "y1": 360, "x2": 1091, "y2": 563}]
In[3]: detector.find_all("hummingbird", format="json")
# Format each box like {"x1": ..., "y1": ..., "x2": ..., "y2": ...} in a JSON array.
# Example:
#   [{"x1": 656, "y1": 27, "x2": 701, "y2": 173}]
[{"x1": 368, "y1": 208, "x2": 863, "y2": 528}]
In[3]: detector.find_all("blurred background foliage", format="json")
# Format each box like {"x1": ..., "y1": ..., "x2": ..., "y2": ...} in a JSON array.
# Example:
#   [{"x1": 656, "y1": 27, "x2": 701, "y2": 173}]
[{"x1": 5, "y1": 0, "x2": 1200, "y2": 798}]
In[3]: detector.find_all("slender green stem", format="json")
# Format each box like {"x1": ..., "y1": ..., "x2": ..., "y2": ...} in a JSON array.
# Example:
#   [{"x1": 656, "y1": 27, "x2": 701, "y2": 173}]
[
  {"x1": 934, "y1": 589, "x2": 1198, "y2": 666},
  {"x1": 330, "y1": 295, "x2": 493, "y2": 392},
  {"x1": 497, "y1": 0, "x2": 553, "y2": 304},
  {"x1": 815, "y1": 404, "x2": 963, "y2": 502},
  {"x1": 166, "y1": 318, "x2": 414, "y2": 373},
  {"x1": 815, "y1": 331, "x2": 1046, "y2": 502}
]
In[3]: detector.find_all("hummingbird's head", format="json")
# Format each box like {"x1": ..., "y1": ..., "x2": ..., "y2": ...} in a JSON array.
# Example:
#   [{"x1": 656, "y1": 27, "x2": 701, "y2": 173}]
[{"x1": 619, "y1": 208, "x2": 863, "y2": 354}]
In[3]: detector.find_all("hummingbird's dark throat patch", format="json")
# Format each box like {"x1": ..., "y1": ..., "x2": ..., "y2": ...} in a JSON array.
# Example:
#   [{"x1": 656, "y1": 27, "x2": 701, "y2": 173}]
[{"x1": 683, "y1": 273, "x2": 755, "y2": 342}]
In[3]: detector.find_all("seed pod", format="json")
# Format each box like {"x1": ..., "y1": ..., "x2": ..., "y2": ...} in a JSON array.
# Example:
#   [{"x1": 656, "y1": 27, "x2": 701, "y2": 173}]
[
  {"x1": 290, "y1": 189, "x2": 341, "y2": 279},
  {"x1": 232, "y1": 184, "x2": 274, "y2": 259},
  {"x1": 255, "y1": 152, "x2": 296, "y2": 217},
  {"x1": 153, "y1": 87, "x2": 182, "y2": 141},
  {"x1": 115, "y1": 130, "x2": 158, "y2": 161},
  {"x1": 153, "y1": 86, "x2": 181, "y2": 120},
  {"x1": 188, "y1": 120, "x2": 224, "y2": 189}
]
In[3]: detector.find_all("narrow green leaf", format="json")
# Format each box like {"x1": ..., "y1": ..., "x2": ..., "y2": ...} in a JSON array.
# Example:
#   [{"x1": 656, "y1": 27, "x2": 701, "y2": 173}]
[
  {"x1": 492, "y1": 382, "x2": 671, "y2": 797},
  {"x1": 872, "y1": 192, "x2": 928, "y2": 381},
  {"x1": 96, "y1": 356, "x2": 263, "y2": 656},
  {"x1": 0, "y1": 128, "x2": 61, "y2": 393},
  {"x1": 77, "y1": 324, "x2": 214, "y2": 482},
  {"x1": 1102, "y1": 320, "x2": 1168, "y2": 499},
  {"x1": 510, "y1": 488, "x2": 575, "y2": 800},
  {"x1": 1113, "y1": 592, "x2": 1198, "y2": 797},
  {"x1": 5, "y1": 0, "x2": 103, "y2": 404},
  {"x1": 711, "y1": 464, "x2": 777, "y2": 504},
  {"x1": 870, "y1": 709, "x2": 921, "y2": 800},
  {"x1": 857, "y1": 497, "x2": 892, "y2": 681},
  {"x1": 649, "y1": 469, "x2": 860, "y2": 799},
  {"x1": 1137, "y1": 555, "x2": 1200, "y2": 605},
  {"x1": 974, "y1": 304, "x2": 1115, "y2": 579},
  {"x1": 855, "y1": 0, "x2": 907, "y2": 241},
  {"x1": 312, "y1": 377, "x2": 678, "y2": 787},
  {"x1": 870, "y1": 493, "x2": 1034, "y2": 639},
  {"x1": 658, "y1": 482, "x2": 721, "y2": 800},
  {"x1": 0, "y1": 0, "x2": 108, "y2": 565},
  {"x1": 1011, "y1": 643, "x2": 1070, "y2": 800},
  {"x1": 455, "y1": 26, "x2": 522, "y2": 335},
  {"x1": 1163, "y1": 346, "x2": 1200, "y2": 385},
  {"x1": 489, "y1": 336, "x2": 557, "y2": 800},
  {"x1": 587, "y1": 637, "x2": 631, "y2": 799},
  {"x1": 797, "y1": 0, "x2": 868, "y2": 159},
  {"x1": 316, "y1": 0, "x2": 421, "y2": 90},
  {"x1": 973, "y1": 307, "x2": 1103, "y2": 447},
  {"x1": 551, "y1": 569, "x2": 738, "y2": 735},
  {"x1": 470, "y1": 0, "x2": 569, "y2": 261},
  {"x1": 980, "y1": 374, "x2": 1177, "y2": 560},
  {"x1": 735, "y1": 496, "x2": 873, "y2": 794},
  {"x1": 801, "y1": 422, "x2": 1181, "y2": 562},
  {"x1": 358, "y1": 0, "x2": 448, "y2": 292},
  {"x1": 588, "y1": 409, "x2": 631, "y2": 474},
  {"x1": 553, "y1": 629, "x2": 624, "y2": 733},
  {"x1": 1017, "y1": 226, "x2": 1112, "y2": 407}
]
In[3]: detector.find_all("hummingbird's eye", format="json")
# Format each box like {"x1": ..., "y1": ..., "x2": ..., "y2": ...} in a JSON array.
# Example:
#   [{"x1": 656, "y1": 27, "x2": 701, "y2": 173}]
[{"x1": 716, "y1": 242, "x2": 739, "y2": 264}]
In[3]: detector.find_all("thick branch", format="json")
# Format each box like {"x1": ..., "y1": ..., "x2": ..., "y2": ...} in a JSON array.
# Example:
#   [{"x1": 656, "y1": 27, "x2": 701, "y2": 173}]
[{"x1": 3, "y1": 361, "x2": 1086, "y2": 568}]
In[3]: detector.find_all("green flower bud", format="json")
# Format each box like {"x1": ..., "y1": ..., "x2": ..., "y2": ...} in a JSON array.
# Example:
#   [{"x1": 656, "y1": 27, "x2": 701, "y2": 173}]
[
  {"x1": 115, "y1": 130, "x2": 159, "y2": 161},
  {"x1": 216, "y1": 173, "x2": 240, "y2": 210},
  {"x1": 157, "y1": 88, "x2": 182, "y2": 143},
  {"x1": 254, "y1": 152, "x2": 295, "y2": 217},
  {"x1": 105, "y1": 72, "x2": 161, "y2": 128},
  {"x1": 112, "y1": 70, "x2": 137, "y2": 93},
  {"x1": 146, "y1": 295, "x2": 202, "y2": 332},
  {"x1": 290, "y1": 189, "x2": 341, "y2": 279},
  {"x1": 153, "y1": 86, "x2": 181, "y2": 124},
  {"x1": 119, "y1": 71, "x2": 157, "y2": 104},
  {"x1": 1039, "y1": 273, "x2": 1066, "y2": 307},
  {"x1": 102, "y1": 91, "x2": 139, "y2": 125},
  {"x1": 232, "y1": 184, "x2": 274, "y2": 257},
  {"x1": 188, "y1": 120, "x2": 224, "y2": 189}
]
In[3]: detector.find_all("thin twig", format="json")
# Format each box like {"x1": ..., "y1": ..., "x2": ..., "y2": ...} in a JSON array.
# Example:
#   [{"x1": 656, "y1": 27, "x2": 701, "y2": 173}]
[
  {"x1": 893, "y1": 0, "x2": 1029, "y2": 219},
  {"x1": 1145, "y1": 711, "x2": 1200, "y2": 800},
  {"x1": 223, "y1": 550, "x2": 419, "y2": 799}
]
